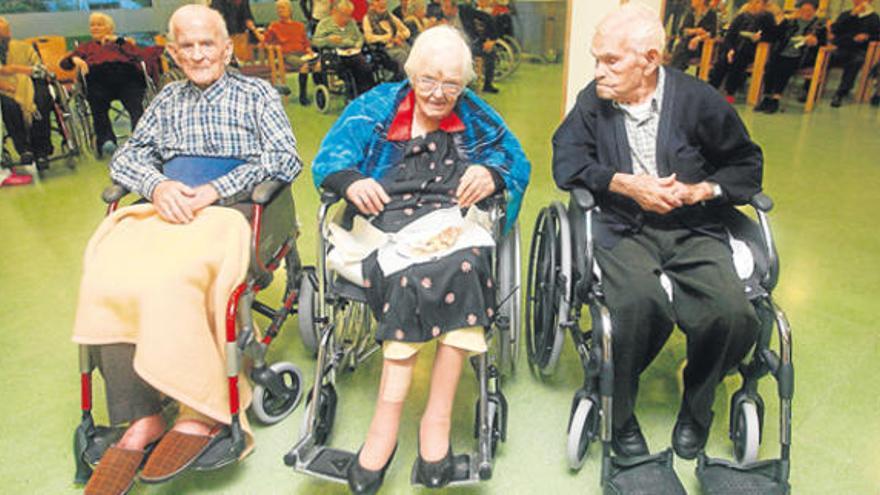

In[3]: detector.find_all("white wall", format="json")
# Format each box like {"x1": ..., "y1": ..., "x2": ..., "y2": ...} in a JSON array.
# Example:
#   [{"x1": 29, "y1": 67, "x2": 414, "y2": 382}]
[{"x1": 562, "y1": 0, "x2": 664, "y2": 116}]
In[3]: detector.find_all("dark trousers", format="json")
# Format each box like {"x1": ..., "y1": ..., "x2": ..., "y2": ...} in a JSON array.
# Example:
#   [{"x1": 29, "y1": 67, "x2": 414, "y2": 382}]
[
  {"x1": 474, "y1": 43, "x2": 496, "y2": 88},
  {"x1": 763, "y1": 54, "x2": 803, "y2": 95},
  {"x1": 85, "y1": 63, "x2": 146, "y2": 147},
  {"x1": 709, "y1": 44, "x2": 757, "y2": 95},
  {"x1": 595, "y1": 224, "x2": 758, "y2": 430},
  {"x1": 669, "y1": 40, "x2": 702, "y2": 72},
  {"x1": 832, "y1": 48, "x2": 867, "y2": 97},
  {"x1": 1, "y1": 79, "x2": 54, "y2": 157},
  {"x1": 339, "y1": 54, "x2": 376, "y2": 98},
  {"x1": 91, "y1": 344, "x2": 163, "y2": 425}
]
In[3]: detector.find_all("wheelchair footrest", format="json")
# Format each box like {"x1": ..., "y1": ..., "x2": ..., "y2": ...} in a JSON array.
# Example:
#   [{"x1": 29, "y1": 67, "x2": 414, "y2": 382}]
[
  {"x1": 81, "y1": 426, "x2": 124, "y2": 466},
  {"x1": 298, "y1": 446, "x2": 356, "y2": 483},
  {"x1": 696, "y1": 453, "x2": 790, "y2": 495},
  {"x1": 410, "y1": 453, "x2": 482, "y2": 487},
  {"x1": 604, "y1": 449, "x2": 686, "y2": 495}
]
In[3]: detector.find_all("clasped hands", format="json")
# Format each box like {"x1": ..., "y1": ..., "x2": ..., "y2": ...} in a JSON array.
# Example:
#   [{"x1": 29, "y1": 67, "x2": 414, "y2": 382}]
[
  {"x1": 611, "y1": 173, "x2": 716, "y2": 215},
  {"x1": 151, "y1": 181, "x2": 220, "y2": 224}
]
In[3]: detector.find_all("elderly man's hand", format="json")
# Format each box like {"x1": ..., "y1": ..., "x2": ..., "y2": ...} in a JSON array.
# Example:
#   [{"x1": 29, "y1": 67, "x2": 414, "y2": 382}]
[
  {"x1": 329, "y1": 34, "x2": 344, "y2": 45},
  {"x1": 610, "y1": 173, "x2": 683, "y2": 215},
  {"x1": 667, "y1": 180, "x2": 715, "y2": 205},
  {"x1": 346, "y1": 178, "x2": 391, "y2": 215},
  {"x1": 186, "y1": 184, "x2": 220, "y2": 212},
  {"x1": 482, "y1": 40, "x2": 496, "y2": 53},
  {"x1": 854, "y1": 33, "x2": 870, "y2": 43},
  {"x1": 688, "y1": 37, "x2": 702, "y2": 51},
  {"x1": 457, "y1": 165, "x2": 496, "y2": 208},
  {"x1": 72, "y1": 56, "x2": 89, "y2": 76},
  {"x1": 152, "y1": 180, "x2": 197, "y2": 224}
]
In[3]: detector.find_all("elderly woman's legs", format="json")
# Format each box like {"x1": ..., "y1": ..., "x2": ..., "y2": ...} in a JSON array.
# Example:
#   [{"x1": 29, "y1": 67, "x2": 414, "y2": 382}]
[
  {"x1": 419, "y1": 342, "x2": 468, "y2": 461},
  {"x1": 358, "y1": 354, "x2": 418, "y2": 469}
]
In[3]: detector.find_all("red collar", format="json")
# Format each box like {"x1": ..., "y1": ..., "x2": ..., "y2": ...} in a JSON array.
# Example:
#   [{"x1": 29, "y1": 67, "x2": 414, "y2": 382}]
[{"x1": 387, "y1": 90, "x2": 466, "y2": 142}]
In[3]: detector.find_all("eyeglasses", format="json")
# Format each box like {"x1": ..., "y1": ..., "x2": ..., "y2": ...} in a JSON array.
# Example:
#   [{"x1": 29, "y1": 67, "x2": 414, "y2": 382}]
[{"x1": 414, "y1": 76, "x2": 464, "y2": 98}]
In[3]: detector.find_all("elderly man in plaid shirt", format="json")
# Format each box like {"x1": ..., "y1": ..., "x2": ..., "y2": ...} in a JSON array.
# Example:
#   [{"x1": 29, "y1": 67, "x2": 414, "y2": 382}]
[{"x1": 74, "y1": 5, "x2": 301, "y2": 495}]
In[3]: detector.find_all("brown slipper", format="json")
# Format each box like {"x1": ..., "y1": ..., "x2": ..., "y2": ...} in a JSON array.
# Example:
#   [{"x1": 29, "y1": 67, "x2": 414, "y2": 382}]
[
  {"x1": 139, "y1": 428, "x2": 219, "y2": 484},
  {"x1": 83, "y1": 446, "x2": 146, "y2": 495}
]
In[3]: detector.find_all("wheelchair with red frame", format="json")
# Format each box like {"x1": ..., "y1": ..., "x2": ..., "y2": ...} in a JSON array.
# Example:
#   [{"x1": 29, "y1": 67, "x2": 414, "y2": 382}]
[{"x1": 73, "y1": 179, "x2": 307, "y2": 484}]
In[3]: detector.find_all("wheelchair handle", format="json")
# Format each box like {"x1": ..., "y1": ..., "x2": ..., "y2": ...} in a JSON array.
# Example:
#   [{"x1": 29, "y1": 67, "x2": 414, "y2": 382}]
[
  {"x1": 750, "y1": 192, "x2": 774, "y2": 212},
  {"x1": 570, "y1": 188, "x2": 596, "y2": 211},
  {"x1": 320, "y1": 190, "x2": 343, "y2": 205}
]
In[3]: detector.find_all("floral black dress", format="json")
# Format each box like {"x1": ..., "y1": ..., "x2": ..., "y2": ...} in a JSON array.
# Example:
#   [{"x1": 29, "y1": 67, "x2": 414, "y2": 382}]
[{"x1": 361, "y1": 130, "x2": 496, "y2": 344}]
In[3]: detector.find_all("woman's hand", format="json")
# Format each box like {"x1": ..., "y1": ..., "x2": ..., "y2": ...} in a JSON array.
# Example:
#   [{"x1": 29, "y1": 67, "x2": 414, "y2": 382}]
[
  {"x1": 72, "y1": 56, "x2": 89, "y2": 76},
  {"x1": 346, "y1": 178, "x2": 391, "y2": 215},
  {"x1": 456, "y1": 165, "x2": 496, "y2": 208}
]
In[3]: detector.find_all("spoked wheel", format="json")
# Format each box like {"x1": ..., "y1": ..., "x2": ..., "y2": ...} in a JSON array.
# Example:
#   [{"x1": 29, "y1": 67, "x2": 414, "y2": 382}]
[
  {"x1": 495, "y1": 222, "x2": 522, "y2": 376},
  {"x1": 566, "y1": 394, "x2": 600, "y2": 470},
  {"x1": 300, "y1": 383, "x2": 338, "y2": 446},
  {"x1": 732, "y1": 399, "x2": 761, "y2": 464},
  {"x1": 525, "y1": 203, "x2": 571, "y2": 376},
  {"x1": 493, "y1": 38, "x2": 517, "y2": 82},
  {"x1": 251, "y1": 361, "x2": 304, "y2": 424},
  {"x1": 314, "y1": 84, "x2": 331, "y2": 114},
  {"x1": 71, "y1": 94, "x2": 96, "y2": 156},
  {"x1": 297, "y1": 267, "x2": 319, "y2": 356},
  {"x1": 502, "y1": 35, "x2": 523, "y2": 68}
]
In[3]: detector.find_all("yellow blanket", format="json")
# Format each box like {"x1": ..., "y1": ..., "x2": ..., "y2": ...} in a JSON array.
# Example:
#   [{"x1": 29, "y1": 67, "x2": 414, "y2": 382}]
[{"x1": 72, "y1": 204, "x2": 255, "y2": 453}]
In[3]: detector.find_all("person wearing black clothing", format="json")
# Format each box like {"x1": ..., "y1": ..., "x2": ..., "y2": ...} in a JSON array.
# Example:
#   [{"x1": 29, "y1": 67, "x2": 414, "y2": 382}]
[
  {"x1": 829, "y1": 0, "x2": 880, "y2": 107},
  {"x1": 442, "y1": 0, "x2": 500, "y2": 93},
  {"x1": 708, "y1": 0, "x2": 776, "y2": 103},
  {"x1": 553, "y1": 4, "x2": 761, "y2": 460},
  {"x1": 668, "y1": 0, "x2": 719, "y2": 71},
  {"x1": 756, "y1": 0, "x2": 826, "y2": 113}
]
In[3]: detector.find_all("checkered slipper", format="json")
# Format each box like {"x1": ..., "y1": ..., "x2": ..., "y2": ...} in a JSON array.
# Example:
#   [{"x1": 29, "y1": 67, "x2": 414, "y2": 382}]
[
  {"x1": 83, "y1": 446, "x2": 147, "y2": 495},
  {"x1": 139, "y1": 426, "x2": 223, "y2": 484}
]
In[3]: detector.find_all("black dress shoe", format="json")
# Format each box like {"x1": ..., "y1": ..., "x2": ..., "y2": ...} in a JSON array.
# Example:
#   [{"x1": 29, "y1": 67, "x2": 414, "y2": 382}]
[
  {"x1": 754, "y1": 97, "x2": 772, "y2": 112},
  {"x1": 414, "y1": 445, "x2": 454, "y2": 488},
  {"x1": 871, "y1": 94, "x2": 880, "y2": 107},
  {"x1": 482, "y1": 85, "x2": 500, "y2": 94},
  {"x1": 831, "y1": 93, "x2": 844, "y2": 108},
  {"x1": 299, "y1": 94, "x2": 312, "y2": 106},
  {"x1": 672, "y1": 410, "x2": 709, "y2": 460},
  {"x1": 765, "y1": 98, "x2": 780, "y2": 114},
  {"x1": 611, "y1": 416, "x2": 649, "y2": 458},
  {"x1": 347, "y1": 444, "x2": 397, "y2": 495}
]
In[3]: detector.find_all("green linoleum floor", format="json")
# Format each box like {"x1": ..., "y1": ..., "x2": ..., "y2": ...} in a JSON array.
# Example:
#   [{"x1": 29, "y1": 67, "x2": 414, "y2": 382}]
[{"x1": 2, "y1": 63, "x2": 879, "y2": 494}]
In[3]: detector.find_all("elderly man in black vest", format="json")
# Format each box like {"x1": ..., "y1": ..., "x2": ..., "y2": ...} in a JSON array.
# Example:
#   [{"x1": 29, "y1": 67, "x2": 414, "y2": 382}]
[{"x1": 552, "y1": 4, "x2": 762, "y2": 460}]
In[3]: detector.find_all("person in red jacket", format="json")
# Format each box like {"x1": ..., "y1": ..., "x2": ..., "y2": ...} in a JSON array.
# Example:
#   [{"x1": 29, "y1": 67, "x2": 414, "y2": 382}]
[{"x1": 263, "y1": 0, "x2": 320, "y2": 105}]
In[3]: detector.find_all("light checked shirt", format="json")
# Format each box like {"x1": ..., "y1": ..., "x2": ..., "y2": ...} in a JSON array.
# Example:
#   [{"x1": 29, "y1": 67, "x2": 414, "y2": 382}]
[
  {"x1": 109, "y1": 70, "x2": 302, "y2": 203},
  {"x1": 613, "y1": 67, "x2": 666, "y2": 177}
]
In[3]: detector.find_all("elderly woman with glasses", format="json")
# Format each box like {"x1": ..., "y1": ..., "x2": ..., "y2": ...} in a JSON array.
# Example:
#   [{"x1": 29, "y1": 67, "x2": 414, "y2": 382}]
[{"x1": 312, "y1": 25, "x2": 529, "y2": 494}]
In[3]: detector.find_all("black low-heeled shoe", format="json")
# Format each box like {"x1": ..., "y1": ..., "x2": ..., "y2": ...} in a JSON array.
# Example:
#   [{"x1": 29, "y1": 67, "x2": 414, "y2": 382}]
[
  {"x1": 414, "y1": 445, "x2": 454, "y2": 489},
  {"x1": 347, "y1": 444, "x2": 397, "y2": 495}
]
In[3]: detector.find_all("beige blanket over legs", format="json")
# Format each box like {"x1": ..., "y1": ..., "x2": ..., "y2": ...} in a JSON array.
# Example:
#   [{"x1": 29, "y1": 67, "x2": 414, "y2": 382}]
[{"x1": 72, "y1": 204, "x2": 255, "y2": 454}]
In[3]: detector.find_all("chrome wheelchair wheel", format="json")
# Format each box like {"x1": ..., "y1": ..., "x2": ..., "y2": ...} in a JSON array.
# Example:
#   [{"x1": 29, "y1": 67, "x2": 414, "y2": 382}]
[
  {"x1": 495, "y1": 222, "x2": 522, "y2": 376},
  {"x1": 525, "y1": 203, "x2": 571, "y2": 375},
  {"x1": 297, "y1": 267, "x2": 319, "y2": 355},
  {"x1": 566, "y1": 393, "x2": 599, "y2": 470},
  {"x1": 314, "y1": 84, "x2": 331, "y2": 114},
  {"x1": 493, "y1": 38, "x2": 518, "y2": 82},
  {"x1": 251, "y1": 361, "x2": 304, "y2": 424},
  {"x1": 732, "y1": 399, "x2": 761, "y2": 464},
  {"x1": 301, "y1": 383, "x2": 338, "y2": 446}
]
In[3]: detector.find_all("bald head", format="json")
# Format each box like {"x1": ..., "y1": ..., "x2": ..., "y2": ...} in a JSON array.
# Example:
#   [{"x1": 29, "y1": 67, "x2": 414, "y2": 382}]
[
  {"x1": 167, "y1": 4, "x2": 229, "y2": 43},
  {"x1": 595, "y1": 3, "x2": 665, "y2": 56}
]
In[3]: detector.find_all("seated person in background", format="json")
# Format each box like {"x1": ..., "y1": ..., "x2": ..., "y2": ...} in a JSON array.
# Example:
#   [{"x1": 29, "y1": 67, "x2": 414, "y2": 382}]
[
  {"x1": 263, "y1": 0, "x2": 320, "y2": 105},
  {"x1": 313, "y1": 25, "x2": 529, "y2": 493},
  {"x1": 442, "y1": 0, "x2": 501, "y2": 94},
  {"x1": 0, "y1": 17, "x2": 53, "y2": 171},
  {"x1": 210, "y1": 0, "x2": 261, "y2": 62},
  {"x1": 491, "y1": 0, "x2": 516, "y2": 39},
  {"x1": 73, "y1": 6, "x2": 302, "y2": 495},
  {"x1": 756, "y1": 0, "x2": 826, "y2": 113},
  {"x1": 828, "y1": 0, "x2": 880, "y2": 107},
  {"x1": 392, "y1": 0, "x2": 410, "y2": 19},
  {"x1": 363, "y1": 0, "x2": 412, "y2": 80},
  {"x1": 668, "y1": 0, "x2": 719, "y2": 71},
  {"x1": 708, "y1": 0, "x2": 776, "y2": 104},
  {"x1": 425, "y1": 1, "x2": 445, "y2": 28},
  {"x1": 403, "y1": 0, "x2": 430, "y2": 38},
  {"x1": 60, "y1": 12, "x2": 150, "y2": 158},
  {"x1": 313, "y1": 0, "x2": 377, "y2": 97},
  {"x1": 303, "y1": 0, "x2": 332, "y2": 35},
  {"x1": 553, "y1": 4, "x2": 762, "y2": 462}
]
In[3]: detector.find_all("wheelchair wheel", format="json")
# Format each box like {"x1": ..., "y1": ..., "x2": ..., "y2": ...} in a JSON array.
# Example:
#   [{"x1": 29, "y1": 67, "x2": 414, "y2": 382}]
[
  {"x1": 474, "y1": 393, "x2": 507, "y2": 458},
  {"x1": 732, "y1": 400, "x2": 761, "y2": 464},
  {"x1": 301, "y1": 383, "x2": 338, "y2": 446},
  {"x1": 525, "y1": 203, "x2": 571, "y2": 375},
  {"x1": 71, "y1": 93, "x2": 96, "y2": 156},
  {"x1": 297, "y1": 267, "x2": 319, "y2": 356},
  {"x1": 314, "y1": 84, "x2": 331, "y2": 114},
  {"x1": 495, "y1": 222, "x2": 522, "y2": 376},
  {"x1": 493, "y1": 38, "x2": 517, "y2": 82},
  {"x1": 251, "y1": 361, "x2": 304, "y2": 425},
  {"x1": 566, "y1": 395, "x2": 599, "y2": 470}
]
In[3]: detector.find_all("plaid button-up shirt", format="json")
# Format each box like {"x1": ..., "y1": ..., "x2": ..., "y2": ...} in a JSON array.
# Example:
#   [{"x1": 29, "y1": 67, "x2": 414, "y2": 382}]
[
  {"x1": 109, "y1": 70, "x2": 302, "y2": 203},
  {"x1": 614, "y1": 67, "x2": 665, "y2": 177}
]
